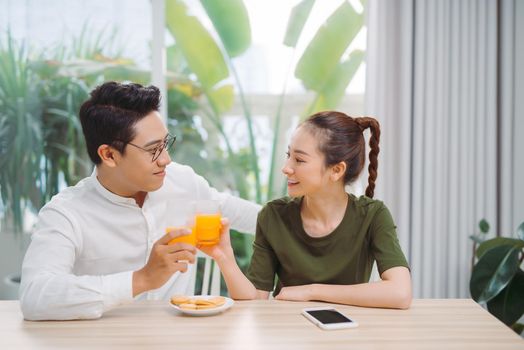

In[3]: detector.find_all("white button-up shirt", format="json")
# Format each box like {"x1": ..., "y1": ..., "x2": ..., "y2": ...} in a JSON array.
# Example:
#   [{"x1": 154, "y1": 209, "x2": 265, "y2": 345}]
[{"x1": 19, "y1": 162, "x2": 261, "y2": 320}]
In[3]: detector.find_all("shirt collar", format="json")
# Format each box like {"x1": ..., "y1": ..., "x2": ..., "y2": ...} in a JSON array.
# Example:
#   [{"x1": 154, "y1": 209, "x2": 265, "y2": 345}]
[{"x1": 90, "y1": 168, "x2": 139, "y2": 206}]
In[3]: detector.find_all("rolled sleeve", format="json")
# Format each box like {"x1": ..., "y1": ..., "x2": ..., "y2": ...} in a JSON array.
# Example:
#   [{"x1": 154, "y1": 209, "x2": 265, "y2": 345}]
[{"x1": 101, "y1": 271, "x2": 134, "y2": 311}]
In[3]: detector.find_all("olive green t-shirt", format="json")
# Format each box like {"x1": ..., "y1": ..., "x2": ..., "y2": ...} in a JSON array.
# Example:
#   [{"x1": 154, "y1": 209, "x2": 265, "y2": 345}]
[{"x1": 246, "y1": 194, "x2": 409, "y2": 295}]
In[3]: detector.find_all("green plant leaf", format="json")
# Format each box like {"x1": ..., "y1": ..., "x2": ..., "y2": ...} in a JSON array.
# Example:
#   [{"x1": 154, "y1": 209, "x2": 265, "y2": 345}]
[
  {"x1": 295, "y1": 1, "x2": 363, "y2": 91},
  {"x1": 470, "y1": 244, "x2": 520, "y2": 304},
  {"x1": 0, "y1": 34, "x2": 44, "y2": 232},
  {"x1": 476, "y1": 237, "x2": 524, "y2": 259},
  {"x1": 487, "y1": 269, "x2": 524, "y2": 327},
  {"x1": 516, "y1": 222, "x2": 524, "y2": 240},
  {"x1": 479, "y1": 218, "x2": 490, "y2": 233},
  {"x1": 283, "y1": 0, "x2": 315, "y2": 48},
  {"x1": 29, "y1": 60, "x2": 60, "y2": 79},
  {"x1": 166, "y1": 0, "x2": 229, "y2": 89},
  {"x1": 167, "y1": 87, "x2": 199, "y2": 113},
  {"x1": 166, "y1": 44, "x2": 188, "y2": 73},
  {"x1": 100, "y1": 65, "x2": 150, "y2": 85},
  {"x1": 306, "y1": 49, "x2": 364, "y2": 114},
  {"x1": 200, "y1": 0, "x2": 251, "y2": 58},
  {"x1": 208, "y1": 84, "x2": 235, "y2": 115},
  {"x1": 511, "y1": 323, "x2": 524, "y2": 336}
]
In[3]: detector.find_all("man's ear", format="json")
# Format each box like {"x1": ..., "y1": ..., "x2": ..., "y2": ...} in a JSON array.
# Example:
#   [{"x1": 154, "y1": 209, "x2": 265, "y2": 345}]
[
  {"x1": 97, "y1": 144, "x2": 119, "y2": 168},
  {"x1": 330, "y1": 161, "x2": 346, "y2": 182}
]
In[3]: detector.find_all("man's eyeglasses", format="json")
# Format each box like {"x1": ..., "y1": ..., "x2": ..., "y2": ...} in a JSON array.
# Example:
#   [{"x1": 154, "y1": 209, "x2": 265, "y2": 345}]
[{"x1": 126, "y1": 134, "x2": 176, "y2": 162}]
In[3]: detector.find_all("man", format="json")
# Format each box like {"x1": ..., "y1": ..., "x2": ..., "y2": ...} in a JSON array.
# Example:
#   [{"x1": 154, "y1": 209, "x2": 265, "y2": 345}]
[{"x1": 19, "y1": 82, "x2": 260, "y2": 320}]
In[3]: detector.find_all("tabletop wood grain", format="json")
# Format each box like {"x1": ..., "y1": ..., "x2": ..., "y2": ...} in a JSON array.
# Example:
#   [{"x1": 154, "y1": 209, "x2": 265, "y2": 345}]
[{"x1": 0, "y1": 299, "x2": 522, "y2": 349}]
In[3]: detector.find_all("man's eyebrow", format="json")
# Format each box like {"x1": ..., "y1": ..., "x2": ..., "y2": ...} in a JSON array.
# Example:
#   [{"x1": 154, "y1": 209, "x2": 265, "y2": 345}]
[{"x1": 142, "y1": 134, "x2": 168, "y2": 148}]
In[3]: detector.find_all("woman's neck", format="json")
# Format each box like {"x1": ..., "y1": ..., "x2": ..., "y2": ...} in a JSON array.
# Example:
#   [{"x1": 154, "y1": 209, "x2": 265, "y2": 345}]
[{"x1": 301, "y1": 190, "x2": 349, "y2": 237}]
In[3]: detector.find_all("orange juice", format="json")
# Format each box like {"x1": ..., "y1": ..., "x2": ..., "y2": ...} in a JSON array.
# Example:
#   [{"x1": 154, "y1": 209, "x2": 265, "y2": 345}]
[
  {"x1": 195, "y1": 214, "x2": 221, "y2": 245},
  {"x1": 166, "y1": 226, "x2": 197, "y2": 246}
]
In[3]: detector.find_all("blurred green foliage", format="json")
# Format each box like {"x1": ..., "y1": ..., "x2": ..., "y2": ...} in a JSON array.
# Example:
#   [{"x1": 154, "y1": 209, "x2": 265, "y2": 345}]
[
  {"x1": 1, "y1": 0, "x2": 366, "y2": 294},
  {"x1": 470, "y1": 220, "x2": 524, "y2": 334}
]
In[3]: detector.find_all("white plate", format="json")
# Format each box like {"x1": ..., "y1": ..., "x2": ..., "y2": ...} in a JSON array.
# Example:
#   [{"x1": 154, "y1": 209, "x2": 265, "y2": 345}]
[{"x1": 169, "y1": 295, "x2": 234, "y2": 317}]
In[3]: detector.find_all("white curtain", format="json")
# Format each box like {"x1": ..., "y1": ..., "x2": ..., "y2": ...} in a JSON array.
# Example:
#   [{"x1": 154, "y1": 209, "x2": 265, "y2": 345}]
[
  {"x1": 365, "y1": 0, "x2": 523, "y2": 298},
  {"x1": 500, "y1": 0, "x2": 524, "y2": 236}
]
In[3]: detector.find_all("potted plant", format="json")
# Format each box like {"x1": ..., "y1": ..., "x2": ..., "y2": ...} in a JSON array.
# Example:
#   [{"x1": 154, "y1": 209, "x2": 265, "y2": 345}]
[
  {"x1": 0, "y1": 28, "x2": 130, "y2": 298},
  {"x1": 469, "y1": 219, "x2": 524, "y2": 335}
]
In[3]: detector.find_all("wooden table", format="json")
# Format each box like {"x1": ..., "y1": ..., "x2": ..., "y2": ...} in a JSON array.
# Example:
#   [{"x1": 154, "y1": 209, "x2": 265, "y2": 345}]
[{"x1": 0, "y1": 299, "x2": 522, "y2": 349}]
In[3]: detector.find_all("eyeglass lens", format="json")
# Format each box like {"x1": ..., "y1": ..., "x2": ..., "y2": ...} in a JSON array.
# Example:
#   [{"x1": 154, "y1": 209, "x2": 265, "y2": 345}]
[{"x1": 152, "y1": 135, "x2": 175, "y2": 161}]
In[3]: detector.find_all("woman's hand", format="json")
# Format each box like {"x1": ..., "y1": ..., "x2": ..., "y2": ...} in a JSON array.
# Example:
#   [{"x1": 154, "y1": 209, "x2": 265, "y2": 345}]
[
  {"x1": 198, "y1": 218, "x2": 259, "y2": 300},
  {"x1": 275, "y1": 285, "x2": 315, "y2": 302}
]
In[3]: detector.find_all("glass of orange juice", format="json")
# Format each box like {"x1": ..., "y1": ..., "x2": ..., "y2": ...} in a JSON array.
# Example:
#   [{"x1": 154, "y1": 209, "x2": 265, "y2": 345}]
[
  {"x1": 166, "y1": 226, "x2": 196, "y2": 246},
  {"x1": 193, "y1": 200, "x2": 221, "y2": 246}
]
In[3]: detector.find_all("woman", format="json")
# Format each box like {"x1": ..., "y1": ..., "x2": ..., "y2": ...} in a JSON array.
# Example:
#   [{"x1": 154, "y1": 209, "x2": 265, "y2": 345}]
[{"x1": 202, "y1": 111, "x2": 412, "y2": 309}]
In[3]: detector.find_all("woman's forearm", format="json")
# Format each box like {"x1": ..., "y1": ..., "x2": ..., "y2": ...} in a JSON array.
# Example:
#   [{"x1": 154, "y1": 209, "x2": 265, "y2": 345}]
[
  {"x1": 311, "y1": 279, "x2": 412, "y2": 309},
  {"x1": 216, "y1": 256, "x2": 258, "y2": 300},
  {"x1": 275, "y1": 267, "x2": 412, "y2": 308}
]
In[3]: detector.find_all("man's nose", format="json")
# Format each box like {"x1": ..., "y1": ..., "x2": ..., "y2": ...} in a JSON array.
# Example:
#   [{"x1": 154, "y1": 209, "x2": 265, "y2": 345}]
[{"x1": 157, "y1": 148, "x2": 171, "y2": 165}]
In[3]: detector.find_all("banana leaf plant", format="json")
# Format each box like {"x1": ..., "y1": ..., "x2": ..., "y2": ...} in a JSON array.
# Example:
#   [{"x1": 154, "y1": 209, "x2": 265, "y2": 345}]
[
  {"x1": 164, "y1": 0, "x2": 365, "y2": 277},
  {"x1": 165, "y1": 0, "x2": 366, "y2": 203},
  {"x1": 268, "y1": 0, "x2": 364, "y2": 198},
  {"x1": 166, "y1": 0, "x2": 254, "y2": 201},
  {"x1": 470, "y1": 220, "x2": 524, "y2": 335}
]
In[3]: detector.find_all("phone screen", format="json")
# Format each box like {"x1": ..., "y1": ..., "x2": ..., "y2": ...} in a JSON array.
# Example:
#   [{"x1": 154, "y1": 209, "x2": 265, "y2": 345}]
[{"x1": 305, "y1": 309, "x2": 354, "y2": 324}]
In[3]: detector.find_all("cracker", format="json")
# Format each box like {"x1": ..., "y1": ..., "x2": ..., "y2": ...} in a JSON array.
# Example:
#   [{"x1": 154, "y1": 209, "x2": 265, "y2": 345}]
[
  {"x1": 171, "y1": 295, "x2": 227, "y2": 311},
  {"x1": 209, "y1": 296, "x2": 226, "y2": 306},
  {"x1": 194, "y1": 299, "x2": 215, "y2": 306},
  {"x1": 171, "y1": 295, "x2": 190, "y2": 305},
  {"x1": 179, "y1": 303, "x2": 198, "y2": 310}
]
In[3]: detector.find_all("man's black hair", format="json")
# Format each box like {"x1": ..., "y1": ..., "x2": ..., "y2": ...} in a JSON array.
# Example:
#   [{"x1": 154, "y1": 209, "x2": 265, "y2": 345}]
[{"x1": 79, "y1": 81, "x2": 161, "y2": 164}]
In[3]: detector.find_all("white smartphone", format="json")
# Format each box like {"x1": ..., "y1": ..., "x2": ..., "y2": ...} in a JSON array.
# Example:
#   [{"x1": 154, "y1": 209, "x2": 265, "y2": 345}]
[{"x1": 302, "y1": 307, "x2": 359, "y2": 330}]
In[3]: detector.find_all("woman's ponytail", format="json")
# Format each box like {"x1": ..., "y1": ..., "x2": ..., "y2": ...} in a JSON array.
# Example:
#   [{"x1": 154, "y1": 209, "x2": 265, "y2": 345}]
[{"x1": 355, "y1": 117, "x2": 380, "y2": 198}]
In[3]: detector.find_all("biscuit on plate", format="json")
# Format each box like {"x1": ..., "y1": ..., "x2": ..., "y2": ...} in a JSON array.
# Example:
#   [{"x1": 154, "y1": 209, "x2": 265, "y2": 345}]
[
  {"x1": 170, "y1": 295, "x2": 190, "y2": 305},
  {"x1": 179, "y1": 303, "x2": 198, "y2": 310},
  {"x1": 209, "y1": 296, "x2": 226, "y2": 306},
  {"x1": 195, "y1": 299, "x2": 215, "y2": 306}
]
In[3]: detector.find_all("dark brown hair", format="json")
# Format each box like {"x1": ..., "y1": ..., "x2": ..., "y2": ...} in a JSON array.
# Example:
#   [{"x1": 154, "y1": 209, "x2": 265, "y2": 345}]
[
  {"x1": 301, "y1": 111, "x2": 380, "y2": 198},
  {"x1": 79, "y1": 82, "x2": 161, "y2": 164}
]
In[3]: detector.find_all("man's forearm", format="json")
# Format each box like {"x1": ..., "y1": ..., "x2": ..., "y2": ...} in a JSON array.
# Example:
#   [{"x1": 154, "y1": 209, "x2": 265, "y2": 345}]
[{"x1": 20, "y1": 271, "x2": 133, "y2": 320}]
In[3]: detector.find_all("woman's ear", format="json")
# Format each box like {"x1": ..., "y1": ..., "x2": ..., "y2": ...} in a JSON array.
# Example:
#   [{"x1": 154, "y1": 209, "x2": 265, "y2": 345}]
[
  {"x1": 97, "y1": 144, "x2": 118, "y2": 168},
  {"x1": 330, "y1": 161, "x2": 346, "y2": 182}
]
